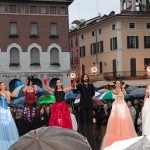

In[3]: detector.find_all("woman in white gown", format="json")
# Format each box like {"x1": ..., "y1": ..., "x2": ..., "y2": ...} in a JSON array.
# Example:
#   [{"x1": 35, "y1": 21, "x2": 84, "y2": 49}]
[{"x1": 142, "y1": 85, "x2": 150, "y2": 135}]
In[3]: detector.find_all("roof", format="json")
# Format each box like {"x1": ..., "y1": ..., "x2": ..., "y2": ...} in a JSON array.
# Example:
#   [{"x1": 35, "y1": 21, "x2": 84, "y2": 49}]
[{"x1": 78, "y1": 11, "x2": 150, "y2": 30}]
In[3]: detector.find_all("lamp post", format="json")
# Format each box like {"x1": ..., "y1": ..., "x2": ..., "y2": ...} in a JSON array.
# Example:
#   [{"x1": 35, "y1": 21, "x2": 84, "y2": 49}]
[{"x1": 89, "y1": 29, "x2": 99, "y2": 79}]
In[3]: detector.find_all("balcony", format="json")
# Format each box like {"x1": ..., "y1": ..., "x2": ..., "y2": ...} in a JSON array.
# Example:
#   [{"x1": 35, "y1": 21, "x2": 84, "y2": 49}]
[{"x1": 103, "y1": 71, "x2": 147, "y2": 80}]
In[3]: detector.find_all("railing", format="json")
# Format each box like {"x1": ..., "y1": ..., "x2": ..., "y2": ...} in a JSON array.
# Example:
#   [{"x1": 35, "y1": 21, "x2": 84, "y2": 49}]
[{"x1": 103, "y1": 71, "x2": 147, "y2": 80}]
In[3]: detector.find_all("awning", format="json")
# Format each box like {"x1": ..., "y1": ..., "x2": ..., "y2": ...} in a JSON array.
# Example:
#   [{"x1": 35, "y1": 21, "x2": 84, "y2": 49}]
[
  {"x1": 122, "y1": 79, "x2": 150, "y2": 87},
  {"x1": 93, "y1": 81, "x2": 109, "y2": 88}
]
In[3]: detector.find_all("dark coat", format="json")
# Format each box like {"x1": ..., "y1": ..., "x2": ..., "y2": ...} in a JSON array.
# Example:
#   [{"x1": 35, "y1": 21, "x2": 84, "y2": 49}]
[{"x1": 77, "y1": 83, "x2": 95, "y2": 108}]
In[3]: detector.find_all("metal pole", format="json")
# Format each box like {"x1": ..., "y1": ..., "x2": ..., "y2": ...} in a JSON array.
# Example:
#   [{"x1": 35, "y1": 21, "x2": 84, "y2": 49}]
[{"x1": 95, "y1": 29, "x2": 99, "y2": 79}]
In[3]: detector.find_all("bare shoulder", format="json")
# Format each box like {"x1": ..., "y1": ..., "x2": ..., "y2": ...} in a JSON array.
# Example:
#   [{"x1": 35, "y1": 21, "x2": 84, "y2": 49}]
[{"x1": 6, "y1": 91, "x2": 10, "y2": 95}]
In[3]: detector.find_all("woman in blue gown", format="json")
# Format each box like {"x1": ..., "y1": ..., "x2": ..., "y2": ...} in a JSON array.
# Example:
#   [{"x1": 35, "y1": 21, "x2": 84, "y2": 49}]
[{"x1": 0, "y1": 82, "x2": 19, "y2": 150}]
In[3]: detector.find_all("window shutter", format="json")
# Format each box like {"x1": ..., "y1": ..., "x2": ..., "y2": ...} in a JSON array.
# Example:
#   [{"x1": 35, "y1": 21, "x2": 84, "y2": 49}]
[
  {"x1": 136, "y1": 36, "x2": 139, "y2": 48},
  {"x1": 50, "y1": 48, "x2": 59, "y2": 64},
  {"x1": 127, "y1": 36, "x2": 130, "y2": 49},
  {"x1": 10, "y1": 48, "x2": 20, "y2": 64},
  {"x1": 110, "y1": 38, "x2": 112, "y2": 50},
  {"x1": 144, "y1": 36, "x2": 146, "y2": 48},
  {"x1": 30, "y1": 48, "x2": 40, "y2": 64}
]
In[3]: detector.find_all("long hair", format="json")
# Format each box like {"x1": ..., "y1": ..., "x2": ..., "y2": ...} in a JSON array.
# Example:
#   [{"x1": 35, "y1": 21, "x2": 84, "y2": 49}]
[
  {"x1": 81, "y1": 74, "x2": 89, "y2": 84},
  {"x1": 113, "y1": 80, "x2": 125, "y2": 91},
  {"x1": 54, "y1": 80, "x2": 63, "y2": 92},
  {"x1": 0, "y1": 82, "x2": 7, "y2": 91},
  {"x1": 27, "y1": 76, "x2": 35, "y2": 86},
  {"x1": 0, "y1": 82, "x2": 3, "y2": 91}
]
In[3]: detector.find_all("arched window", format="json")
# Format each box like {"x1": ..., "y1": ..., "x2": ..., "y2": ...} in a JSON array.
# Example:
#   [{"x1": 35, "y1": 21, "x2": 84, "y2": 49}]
[
  {"x1": 50, "y1": 48, "x2": 59, "y2": 65},
  {"x1": 30, "y1": 48, "x2": 40, "y2": 65},
  {"x1": 10, "y1": 47, "x2": 20, "y2": 65}
]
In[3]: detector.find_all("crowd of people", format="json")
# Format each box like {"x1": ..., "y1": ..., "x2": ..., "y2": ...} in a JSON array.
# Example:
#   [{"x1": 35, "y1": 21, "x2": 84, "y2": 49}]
[{"x1": 0, "y1": 74, "x2": 150, "y2": 150}]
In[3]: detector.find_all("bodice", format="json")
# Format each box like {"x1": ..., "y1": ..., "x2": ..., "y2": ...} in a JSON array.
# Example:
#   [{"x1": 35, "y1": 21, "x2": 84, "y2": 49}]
[
  {"x1": 0, "y1": 95, "x2": 8, "y2": 109},
  {"x1": 146, "y1": 89, "x2": 150, "y2": 96},
  {"x1": 54, "y1": 91, "x2": 65, "y2": 102},
  {"x1": 113, "y1": 92, "x2": 124, "y2": 102}
]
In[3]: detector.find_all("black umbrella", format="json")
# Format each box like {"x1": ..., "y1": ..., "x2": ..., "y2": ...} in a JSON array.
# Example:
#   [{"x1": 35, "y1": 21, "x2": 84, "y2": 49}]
[{"x1": 9, "y1": 126, "x2": 91, "y2": 150}]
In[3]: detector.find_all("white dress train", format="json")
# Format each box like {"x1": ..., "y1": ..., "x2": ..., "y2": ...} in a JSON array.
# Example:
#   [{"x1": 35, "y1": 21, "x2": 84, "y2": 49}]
[{"x1": 142, "y1": 89, "x2": 150, "y2": 135}]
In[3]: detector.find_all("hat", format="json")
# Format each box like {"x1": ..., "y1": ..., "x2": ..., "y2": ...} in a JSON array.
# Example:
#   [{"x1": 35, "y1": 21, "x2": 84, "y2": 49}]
[{"x1": 103, "y1": 104, "x2": 108, "y2": 107}]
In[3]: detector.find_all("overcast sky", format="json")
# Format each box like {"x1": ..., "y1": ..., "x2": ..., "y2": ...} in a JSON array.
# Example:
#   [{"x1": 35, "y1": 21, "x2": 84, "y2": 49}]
[{"x1": 69, "y1": 0, "x2": 120, "y2": 24}]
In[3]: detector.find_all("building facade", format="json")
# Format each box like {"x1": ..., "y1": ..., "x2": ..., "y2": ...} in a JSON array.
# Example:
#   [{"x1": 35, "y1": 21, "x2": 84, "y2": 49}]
[
  {"x1": 69, "y1": 0, "x2": 150, "y2": 86},
  {"x1": 69, "y1": 28, "x2": 80, "y2": 77},
  {"x1": 0, "y1": 0, "x2": 73, "y2": 91}
]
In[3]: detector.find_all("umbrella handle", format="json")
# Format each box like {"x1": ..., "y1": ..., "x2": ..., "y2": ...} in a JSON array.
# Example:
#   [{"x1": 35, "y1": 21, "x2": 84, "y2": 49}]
[{"x1": 34, "y1": 130, "x2": 39, "y2": 140}]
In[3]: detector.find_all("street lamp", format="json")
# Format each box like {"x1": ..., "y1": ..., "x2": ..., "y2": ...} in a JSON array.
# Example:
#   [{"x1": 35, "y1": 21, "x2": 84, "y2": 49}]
[
  {"x1": 89, "y1": 29, "x2": 99, "y2": 77},
  {"x1": 90, "y1": 62, "x2": 99, "y2": 75},
  {"x1": 147, "y1": 66, "x2": 150, "y2": 73},
  {"x1": 70, "y1": 71, "x2": 76, "y2": 79}
]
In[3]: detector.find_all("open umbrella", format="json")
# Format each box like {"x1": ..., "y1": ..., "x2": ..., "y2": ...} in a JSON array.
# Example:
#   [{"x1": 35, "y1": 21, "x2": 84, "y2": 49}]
[
  {"x1": 104, "y1": 135, "x2": 150, "y2": 150},
  {"x1": 124, "y1": 94, "x2": 134, "y2": 101},
  {"x1": 74, "y1": 92, "x2": 103, "y2": 105},
  {"x1": 38, "y1": 95, "x2": 56, "y2": 104},
  {"x1": 125, "y1": 136, "x2": 150, "y2": 150},
  {"x1": 9, "y1": 126, "x2": 91, "y2": 150},
  {"x1": 126, "y1": 86, "x2": 138, "y2": 94},
  {"x1": 98, "y1": 88, "x2": 108, "y2": 94},
  {"x1": 10, "y1": 96, "x2": 25, "y2": 108},
  {"x1": 65, "y1": 92, "x2": 78, "y2": 101},
  {"x1": 129, "y1": 88, "x2": 146, "y2": 98},
  {"x1": 98, "y1": 91, "x2": 114, "y2": 100},
  {"x1": 11, "y1": 85, "x2": 25, "y2": 98},
  {"x1": 92, "y1": 99, "x2": 104, "y2": 106},
  {"x1": 11, "y1": 85, "x2": 51, "y2": 98},
  {"x1": 14, "y1": 80, "x2": 23, "y2": 88}
]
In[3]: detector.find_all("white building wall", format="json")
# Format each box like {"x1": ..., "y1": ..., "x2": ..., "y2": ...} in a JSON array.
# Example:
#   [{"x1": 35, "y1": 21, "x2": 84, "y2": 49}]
[{"x1": 0, "y1": 42, "x2": 71, "y2": 89}]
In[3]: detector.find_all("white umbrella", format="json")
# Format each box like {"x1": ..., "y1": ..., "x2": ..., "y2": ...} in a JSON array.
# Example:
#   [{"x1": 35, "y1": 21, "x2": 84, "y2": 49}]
[{"x1": 104, "y1": 135, "x2": 150, "y2": 150}]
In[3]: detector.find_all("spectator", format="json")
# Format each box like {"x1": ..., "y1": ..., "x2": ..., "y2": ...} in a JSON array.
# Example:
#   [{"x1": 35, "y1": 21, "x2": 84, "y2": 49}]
[
  {"x1": 99, "y1": 104, "x2": 110, "y2": 139},
  {"x1": 38, "y1": 107, "x2": 46, "y2": 127},
  {"x1": 137, "y1": 112, "x2": 142, "y2": 136},
  {"x1": 93, "y1": 108, "x2": 100, "y2": 146},
  {"x1": 133, "y1": 99, "x2": 142, "y2": 133},
  {"x1": 127, "y1": 100, "x2": 136, "y2": 123},
  {"x1": 45, "y1": 105, "x2": 51, "y2": 126},
  {"x1": 68, "y1": 105, "x2": 78, "y2": 131},
  {"x1": 15, "y1": 109, "x2": 24, "y2": 136}
]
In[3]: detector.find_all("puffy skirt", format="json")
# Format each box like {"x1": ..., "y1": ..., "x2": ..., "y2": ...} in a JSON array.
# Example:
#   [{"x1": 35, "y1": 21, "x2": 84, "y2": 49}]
[
  {"x1": 0, "y1": 107, "x2": 19, "y2": 150},
  {"x1": 22, "y1": 105, "x2": 39, "y2": 134},
  {"x1": 142, "y1": 98, "x2": 150, "y2": 135},
  {"x1": 101, "y1": 100, "x2": 137, "y2": 150},
  {"x1": 49, "y1": 101, "x2": 72, "y2": 129}
]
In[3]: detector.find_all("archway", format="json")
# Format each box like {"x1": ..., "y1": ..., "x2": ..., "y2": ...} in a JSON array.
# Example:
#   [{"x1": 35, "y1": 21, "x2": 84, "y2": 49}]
[
  {"x1": 9, "y1": 79, "x2": 23, "y2": 92},
  {"x1": 49, "y1": 78, "x2": 59, "y2": 89},
  {"x1": 34, "y1": 78, "x2": 42, "y2": 88}
]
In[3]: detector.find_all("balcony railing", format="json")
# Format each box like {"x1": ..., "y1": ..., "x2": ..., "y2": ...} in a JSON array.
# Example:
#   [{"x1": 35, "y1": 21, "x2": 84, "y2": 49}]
[{"x1": 103, "y1": 71, "x2": 147, "y2": 80}]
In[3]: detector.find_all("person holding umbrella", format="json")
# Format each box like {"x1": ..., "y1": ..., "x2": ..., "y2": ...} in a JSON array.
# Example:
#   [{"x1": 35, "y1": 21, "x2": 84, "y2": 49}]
[
  {"x1": 0, "y1": 82, "x2": 19, "y2": 150},
  {"x1": 101, "y1": 80, "x2": 137, "y2": 150},
  {"x1": 44, "y1": 78, "x2": 76, "y2": 129}
]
